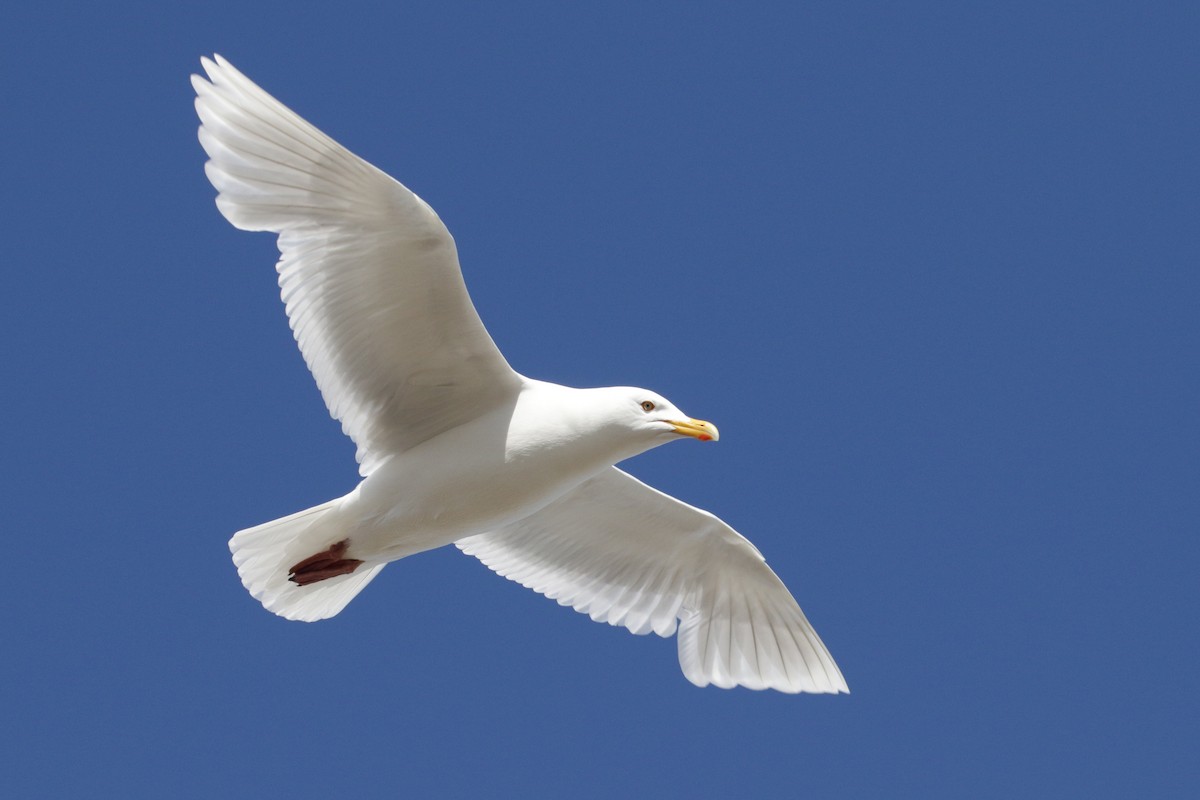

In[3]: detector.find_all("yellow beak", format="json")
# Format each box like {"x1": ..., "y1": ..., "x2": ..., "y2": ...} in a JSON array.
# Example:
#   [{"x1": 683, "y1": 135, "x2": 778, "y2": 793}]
[{"x1": 668, "y1": 418, "x2": 720, "y2": 442}]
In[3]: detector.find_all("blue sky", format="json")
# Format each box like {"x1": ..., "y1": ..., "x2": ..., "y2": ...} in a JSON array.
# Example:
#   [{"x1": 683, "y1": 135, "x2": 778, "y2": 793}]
[{"x1": 3, "y1": 1, "x2": 1197, "y2": 797}]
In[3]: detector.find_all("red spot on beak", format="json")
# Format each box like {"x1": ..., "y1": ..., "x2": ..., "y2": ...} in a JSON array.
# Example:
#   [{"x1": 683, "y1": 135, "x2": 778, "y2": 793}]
[{"x1": 698, "y1": 434, "x2": 712, "y2": 441}]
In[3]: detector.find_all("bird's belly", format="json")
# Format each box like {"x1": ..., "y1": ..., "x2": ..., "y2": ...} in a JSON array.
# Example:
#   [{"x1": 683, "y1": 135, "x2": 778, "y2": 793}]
[{"x1": 339, "y1": 435, "x2": 602, "y2": 562}]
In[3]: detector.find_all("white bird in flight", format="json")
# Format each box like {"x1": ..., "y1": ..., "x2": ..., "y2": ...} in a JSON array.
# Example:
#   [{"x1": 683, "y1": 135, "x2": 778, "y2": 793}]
[{"x1": 193, "y1": 54, "x2": 848, "y2": 694}]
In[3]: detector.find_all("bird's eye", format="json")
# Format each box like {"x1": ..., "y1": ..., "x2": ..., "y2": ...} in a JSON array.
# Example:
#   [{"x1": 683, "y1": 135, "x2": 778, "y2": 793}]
[{"x1": 641, "y1": 401, "x2": 656, "y2": 412}]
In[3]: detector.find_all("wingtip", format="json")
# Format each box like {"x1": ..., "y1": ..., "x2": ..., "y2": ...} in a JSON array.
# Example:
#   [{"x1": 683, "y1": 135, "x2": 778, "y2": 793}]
[
  {"x1": 189, "y1": 72, "x2": 210, "y2": 95},
  {"x1": 192, "y1": 55, "x2": 223, "y2": 92},
  {"x1": 198, "y1": 53, "x2": 238, "y2": 83}
]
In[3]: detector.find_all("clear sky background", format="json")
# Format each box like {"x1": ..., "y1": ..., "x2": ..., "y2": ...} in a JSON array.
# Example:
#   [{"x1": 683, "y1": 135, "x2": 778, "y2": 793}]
[{"x1": 3, "y1": 2, "x2": 1197, "y2": 797}]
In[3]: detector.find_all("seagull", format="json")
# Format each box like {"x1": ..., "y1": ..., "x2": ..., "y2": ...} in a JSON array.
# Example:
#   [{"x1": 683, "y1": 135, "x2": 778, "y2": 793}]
[{"x1": 192, "y1": 54, "x2": 848, "y2": 694}]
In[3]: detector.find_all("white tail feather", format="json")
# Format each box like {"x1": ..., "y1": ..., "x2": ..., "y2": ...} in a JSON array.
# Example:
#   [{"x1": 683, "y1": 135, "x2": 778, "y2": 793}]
[{"x1": 228, "y1": 501, "x2": 384, "y2": 622}]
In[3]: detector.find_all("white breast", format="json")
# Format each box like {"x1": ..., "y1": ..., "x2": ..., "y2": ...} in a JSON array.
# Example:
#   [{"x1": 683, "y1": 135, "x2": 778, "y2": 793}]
[{"x1": 338, "y1": 381, "x2": 626, "y2": 561}]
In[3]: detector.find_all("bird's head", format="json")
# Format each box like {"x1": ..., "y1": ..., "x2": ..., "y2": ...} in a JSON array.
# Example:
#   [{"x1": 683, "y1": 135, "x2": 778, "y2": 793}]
[{"x1": 596, "y1": 387, "x2": 720, "y2": 447}]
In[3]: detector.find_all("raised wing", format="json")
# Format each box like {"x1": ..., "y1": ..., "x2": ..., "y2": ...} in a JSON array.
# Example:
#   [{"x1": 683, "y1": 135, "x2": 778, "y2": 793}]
[
  {"x1": 456, "y1": 467, "x2": 848, "y2": 694},
  {"x1": 193, "y1": 55, "x2": 521, "y2": 474}
]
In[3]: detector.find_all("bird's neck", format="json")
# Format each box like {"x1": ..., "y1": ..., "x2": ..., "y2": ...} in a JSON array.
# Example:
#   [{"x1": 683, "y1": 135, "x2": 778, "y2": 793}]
[{"x1": 505, "y1": 383, "x2": 657, "y2": 470}]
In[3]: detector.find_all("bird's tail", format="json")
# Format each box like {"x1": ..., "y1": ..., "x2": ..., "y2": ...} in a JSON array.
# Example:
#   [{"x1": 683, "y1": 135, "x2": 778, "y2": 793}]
[{"x1": 228, "y1": 500, "x2": 384, "y2": 622}]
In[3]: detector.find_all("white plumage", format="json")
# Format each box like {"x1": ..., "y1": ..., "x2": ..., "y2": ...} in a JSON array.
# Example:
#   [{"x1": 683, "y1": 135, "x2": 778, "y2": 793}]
[{"x1": 194, "y1": 54, "x2": 848, "y2": 694}]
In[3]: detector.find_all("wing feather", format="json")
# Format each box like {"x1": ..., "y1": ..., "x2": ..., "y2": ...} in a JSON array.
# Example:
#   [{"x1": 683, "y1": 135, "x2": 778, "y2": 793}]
[
  {"x1": 193, "y1": 55, "x2": 520, "y2": 473},
  {"x1": 457, "y1": 467, "x2": 848, "y2": 694}
]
